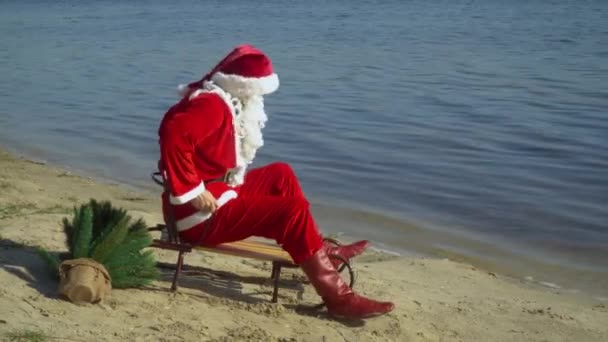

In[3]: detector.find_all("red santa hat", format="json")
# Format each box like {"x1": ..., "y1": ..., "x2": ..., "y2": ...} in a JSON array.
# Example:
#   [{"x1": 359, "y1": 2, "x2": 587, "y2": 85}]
[{"x1": 178, "y1": 44, "x2": 279, "y2": 98}]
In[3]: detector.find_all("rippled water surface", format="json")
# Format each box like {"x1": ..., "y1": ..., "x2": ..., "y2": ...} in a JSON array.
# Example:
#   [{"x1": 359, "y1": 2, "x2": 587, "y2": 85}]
[{"x1": 1, "y1": 0, "x2": 607, "y2": 295}]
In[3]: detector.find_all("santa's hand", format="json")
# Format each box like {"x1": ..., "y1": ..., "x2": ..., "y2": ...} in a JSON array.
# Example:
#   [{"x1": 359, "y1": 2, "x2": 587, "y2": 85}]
[{"x1": 191, "y1": 191, "x2": 218, "y2": 212}]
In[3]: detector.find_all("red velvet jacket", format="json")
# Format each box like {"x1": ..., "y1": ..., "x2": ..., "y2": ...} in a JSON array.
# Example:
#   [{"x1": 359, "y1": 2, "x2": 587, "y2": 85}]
[{"x1": 158, "y1": 92, "x2": 238, "y2": 232}]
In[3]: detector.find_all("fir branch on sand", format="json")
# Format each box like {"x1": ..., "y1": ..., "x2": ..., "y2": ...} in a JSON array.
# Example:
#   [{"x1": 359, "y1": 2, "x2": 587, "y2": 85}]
[
  {"x1": 89, "y1": 199, "x2": 128, "y2": 243},
  {"x1": 61, "y1": 207, "x2": 79, "y2": 254},
  {"x1": 38, "y1": 199, "x2": 159, "y2": 289},
  {"x1": 105, "y1": 249, "x2": 159, "y2": 288},
  {"x1": 101, "y1": 217, "x2": 160, "y2": 288},
  {"x1": 89, "y1": 215, "x2": 131, "y2": 264},
  {"x1": 72, "y1": 205, "x2": 93, "y2": 258}
]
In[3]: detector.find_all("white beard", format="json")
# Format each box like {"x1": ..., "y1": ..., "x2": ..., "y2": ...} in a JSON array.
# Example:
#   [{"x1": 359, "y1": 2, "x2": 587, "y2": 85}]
[
  {"x1": 236, "y1": 96, "x2": 267, "y2": 164},
  {"x1": 229, "y1": 95, "x2": 267, "y2": 186},
  {"x1": 194, "y1": 81, "x2": 267, "y2": 186}
]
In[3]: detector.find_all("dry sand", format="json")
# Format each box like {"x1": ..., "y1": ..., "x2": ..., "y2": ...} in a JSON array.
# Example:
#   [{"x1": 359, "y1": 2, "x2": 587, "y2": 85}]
[{"x1": 0, "y1": 148, "x2": 606, "y2": 341}]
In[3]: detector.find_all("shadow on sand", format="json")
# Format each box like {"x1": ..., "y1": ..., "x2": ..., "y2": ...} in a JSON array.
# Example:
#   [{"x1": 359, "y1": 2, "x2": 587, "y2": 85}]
[
  {"x1": 0, "y1": 238, "x2": 59, "y2": 298},
  {"x1": 0, "y1": 238, "x2": 366, "y2": 327}
]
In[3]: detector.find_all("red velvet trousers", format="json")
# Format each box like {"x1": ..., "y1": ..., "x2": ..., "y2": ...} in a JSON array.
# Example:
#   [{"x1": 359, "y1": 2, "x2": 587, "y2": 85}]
[{"x1": 179, "y1": 162, "x2": 324, "y2": 264}]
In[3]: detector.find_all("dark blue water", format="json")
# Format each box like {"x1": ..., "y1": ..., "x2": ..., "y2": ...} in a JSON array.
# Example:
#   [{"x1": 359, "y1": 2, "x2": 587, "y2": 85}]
[{"x1": 1, "y1": 0, "x2": 607, "y2": 295}]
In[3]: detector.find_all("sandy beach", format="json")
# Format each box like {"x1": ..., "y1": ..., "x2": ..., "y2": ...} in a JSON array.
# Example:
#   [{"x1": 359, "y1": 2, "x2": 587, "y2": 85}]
[{"x1": 0, "y1": 147, "x2": 606, "y2": 342}]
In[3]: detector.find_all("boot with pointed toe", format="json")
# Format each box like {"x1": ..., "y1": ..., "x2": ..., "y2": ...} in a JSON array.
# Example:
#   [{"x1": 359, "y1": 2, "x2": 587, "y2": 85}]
[
  {"x1": 323, "y1": 239, "x2": 369, "y2": 269},
  {"x1": 300, "y1": 248, "x2": 394, "y2": 320}
]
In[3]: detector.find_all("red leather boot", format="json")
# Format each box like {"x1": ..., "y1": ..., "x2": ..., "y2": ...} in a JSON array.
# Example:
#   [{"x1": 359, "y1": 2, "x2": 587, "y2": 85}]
[
  {"x1": 300, "y1": 248, "x2": 395, "y2": 319},
  {"x1": 323, "y1": 239, "x2": 369, "y2": 269}
]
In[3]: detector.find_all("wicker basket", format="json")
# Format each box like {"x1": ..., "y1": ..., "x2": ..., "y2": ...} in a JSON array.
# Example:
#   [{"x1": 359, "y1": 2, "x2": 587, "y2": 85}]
[{"x1": 58, "y1": 258, "x2": 112, "y2": 304}]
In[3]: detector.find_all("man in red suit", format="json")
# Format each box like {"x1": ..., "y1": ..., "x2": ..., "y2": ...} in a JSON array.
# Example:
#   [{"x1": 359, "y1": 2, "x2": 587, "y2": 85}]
[{"x1": 158, "y1": 44, "x2": 395, "y2": 319}]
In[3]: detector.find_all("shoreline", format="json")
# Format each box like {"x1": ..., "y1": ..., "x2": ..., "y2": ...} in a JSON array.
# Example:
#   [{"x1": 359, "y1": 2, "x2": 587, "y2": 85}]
[{"x1": 2, "y1": 144, "x2": 608, "y2": 301}]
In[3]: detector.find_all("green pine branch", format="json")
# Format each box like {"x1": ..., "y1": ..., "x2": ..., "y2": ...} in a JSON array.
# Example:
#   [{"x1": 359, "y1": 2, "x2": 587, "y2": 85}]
[
  {"x1": 90, "y1": 199, "x2": 127, "y2": 242},
  {"x1": 72, "y1": 205, "x2": 93, "y2": 258},
  {"x1": 107, "y1": 251, "x2": 159, "y2": 288},
  {"x1": 89, "y1": 215, "x2": 131, "y2": 263},
  {"x1": 40, "y1": 199, "x2": 159, "y2": 289},
  {"x1": 62, "y1": 206, "x2": 81, "y2": 254}
]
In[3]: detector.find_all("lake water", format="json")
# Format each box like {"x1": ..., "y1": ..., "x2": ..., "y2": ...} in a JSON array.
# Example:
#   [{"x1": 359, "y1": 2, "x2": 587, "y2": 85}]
[{"x1": 1, "y1": 0, "x2": 607, "y2": 297}]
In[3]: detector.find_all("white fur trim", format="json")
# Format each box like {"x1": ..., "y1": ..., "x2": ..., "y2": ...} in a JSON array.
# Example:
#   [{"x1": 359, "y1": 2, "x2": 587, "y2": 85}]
[
  {"x1": 175, "y1": 212, "x2": 211, "y2": 232},
  {"x1": 211, "y1": 72, "x2": 279, "y2": 98},
  {"x1": 177, "y1": 84, "x2": 190, "y2": 98},
  {"x1": 188, "y1": 88, "x2": 208, "y2": 101},
  {"x1": 169, "y1": 181, "x2": 206, "y2": 205},
  {"x1": 175, "y1": 190, "x2": 238, "y2": 231}
]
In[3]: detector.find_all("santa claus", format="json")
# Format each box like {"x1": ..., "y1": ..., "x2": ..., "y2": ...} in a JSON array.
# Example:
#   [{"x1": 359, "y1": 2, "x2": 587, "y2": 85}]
[{"x1": 157, "y1": 44, "x2": 394, "y2": 319}]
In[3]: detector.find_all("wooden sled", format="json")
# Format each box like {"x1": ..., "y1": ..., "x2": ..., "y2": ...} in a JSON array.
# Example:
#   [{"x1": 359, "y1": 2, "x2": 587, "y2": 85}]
[{"x1": 148, "y1": 172, "x2": 355, "y2": 303}]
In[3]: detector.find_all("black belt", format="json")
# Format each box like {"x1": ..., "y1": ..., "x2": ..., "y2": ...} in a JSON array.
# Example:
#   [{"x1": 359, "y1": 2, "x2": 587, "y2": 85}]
[
  {"x1": 205, "y1": 170, "x2": 233, "y2": 184},
  {"x1": 153, "y1": 170, "x2": 232, "y2": 187}
]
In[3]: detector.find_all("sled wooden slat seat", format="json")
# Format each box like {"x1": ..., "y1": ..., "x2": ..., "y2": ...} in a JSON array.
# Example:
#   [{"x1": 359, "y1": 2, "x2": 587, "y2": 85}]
[
  {"x1": 197, "y1": 240, "x2": 293, "y2": 263},
  {"x1": 148, "y1": 227, "x2": 294, "y2": 264},
  {"x1": 148, "y1": 172, "x2": 354, "y2": 303}
]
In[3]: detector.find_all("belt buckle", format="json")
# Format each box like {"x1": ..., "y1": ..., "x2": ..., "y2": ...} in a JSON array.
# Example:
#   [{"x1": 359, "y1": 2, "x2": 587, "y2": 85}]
[{"x1": 223, "y1": 170, "x2": 233, "y2": 183}]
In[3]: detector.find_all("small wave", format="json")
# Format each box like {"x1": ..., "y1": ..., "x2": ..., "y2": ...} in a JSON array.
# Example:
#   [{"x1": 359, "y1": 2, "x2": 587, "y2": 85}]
[
  {"x1": 370, "y1": 246, "x2": 402, "y2": 257},
  {"x1": 543, "y1": 38, "x2": 576, "y2": 44},
  {"x1": 525, "y1": 277, "x2": 564, "y2": 290},
  {"x1": 538, "y1": 281, "x2": 561, "y2": 289}
]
